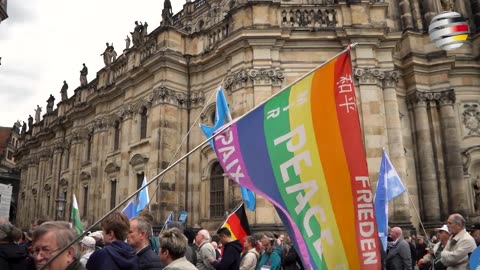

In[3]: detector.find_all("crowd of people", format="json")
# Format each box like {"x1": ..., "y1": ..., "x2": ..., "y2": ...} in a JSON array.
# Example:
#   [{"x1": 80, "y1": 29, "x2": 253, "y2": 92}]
[
  {"x1": 385, "y1": 213, "x2": 479, "y2": 270},
  {"x1": 0, "y1": 211, "x2": 304, "y2": 270},
  {"x1": 4, "y1": 211, "x2": 480, "y2": 270}
]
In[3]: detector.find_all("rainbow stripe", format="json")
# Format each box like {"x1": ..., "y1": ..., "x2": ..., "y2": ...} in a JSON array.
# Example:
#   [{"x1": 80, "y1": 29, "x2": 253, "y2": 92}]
[{"x1": 213, "y1": 51, "x2": 381, "y2": 269}]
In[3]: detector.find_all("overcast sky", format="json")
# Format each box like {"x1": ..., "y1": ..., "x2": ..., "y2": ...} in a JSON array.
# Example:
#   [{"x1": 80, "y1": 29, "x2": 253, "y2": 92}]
[{"x1": 0, "y1": 0, "x2": 184, "y2": 127}]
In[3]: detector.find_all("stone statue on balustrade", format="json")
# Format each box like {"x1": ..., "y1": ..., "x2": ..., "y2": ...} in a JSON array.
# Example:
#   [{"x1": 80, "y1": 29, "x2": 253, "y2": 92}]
[
  {"x1": 46, "y1": 94, "x2": 55, "y2": 113},
  {"x1": 80, "y1": 63, "x2": 88, "y2": 86},
  {"x1": 131, "y1": 21, "x2": 145, "y2": 46},
  {"x1": 162, "y1": 0, "x2": 173, "y2": 26},
  {"x1": 21, "y1": 122, "x2": 26, "y2": 136},
  {"x1": 34, "y1": 105, "x2": 42, "y2": 123},
  {"x1": 28, "y1": 115, "x2": 33, "y2": 131},
  {"x1": 125, "y1": 35, "x2": 131, "y2": 50},
  {"x1": 101, "y1": 43, "x2": 117, "y2": 66},
  {"x1": 60, "y1": 81, "x2": 68, "y2": 101}
]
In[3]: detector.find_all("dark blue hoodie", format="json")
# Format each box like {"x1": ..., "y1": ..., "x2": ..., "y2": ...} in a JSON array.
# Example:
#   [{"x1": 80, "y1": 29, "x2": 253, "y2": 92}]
[
  {"x1": 212, "y1": 240, "x2": 242, "y2": 270},
  {"x1": 86, "y1": 241, "x2": 139, "y2": 270}
]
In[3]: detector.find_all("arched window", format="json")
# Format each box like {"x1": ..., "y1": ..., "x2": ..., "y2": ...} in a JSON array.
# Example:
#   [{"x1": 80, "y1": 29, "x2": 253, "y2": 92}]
[
  {"x1": 140, "y1": 107, "x2": 148, "y2": 139},
  {"x1": 210, "y1": 162, "x2": 225, "y2": 218},
  {"x1": 114, "y1": 121, "x2": 120, "y2": 151}
]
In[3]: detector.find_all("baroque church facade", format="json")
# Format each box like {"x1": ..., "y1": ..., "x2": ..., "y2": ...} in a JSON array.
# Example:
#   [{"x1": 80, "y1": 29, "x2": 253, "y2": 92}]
[{"x1": 14, "y1": 0, "x2": 480, "y2": 232}]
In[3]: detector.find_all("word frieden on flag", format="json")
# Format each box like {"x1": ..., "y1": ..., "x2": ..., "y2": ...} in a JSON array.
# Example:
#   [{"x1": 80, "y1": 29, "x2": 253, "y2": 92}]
[
  {"x1": 213, "y1": 48, "x2": 381, "y2": 269},
  {"x1": 72, "y1": 194, "x2": 83, "y2": 235},
  {"x1": 220, "y1": 203, "x2": 250, "y2": 247}
]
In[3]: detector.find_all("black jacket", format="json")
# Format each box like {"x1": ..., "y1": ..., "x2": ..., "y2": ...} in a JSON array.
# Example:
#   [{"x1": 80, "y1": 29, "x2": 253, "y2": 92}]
[
  {"x1": 212, "y1": 240, "x2": 242, "y2": 270},
  {"x1": 0, "y1": 243, "x2": 28, "y2": 270},
  {"x1": 137, "y1": 245, "x2": 164, "y2": 270},
  {"x1": 282, "y1": 245, "x2": 304, "y2": 270},
  {"x1": 86, "y1": 240, "x2": 139, "y2": 270}
]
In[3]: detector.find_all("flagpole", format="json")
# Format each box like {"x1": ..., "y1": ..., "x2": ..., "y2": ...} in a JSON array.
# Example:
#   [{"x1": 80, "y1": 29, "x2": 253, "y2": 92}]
[
  {"x1": 147, "y1": 85, "x2": 219, "y2": 207},
  {"x1": 404, "y1": 188, "x2": 430, "y2": 240},
  {"x1": 40, "y1": 43, "x2": 357, "y2": 269}
]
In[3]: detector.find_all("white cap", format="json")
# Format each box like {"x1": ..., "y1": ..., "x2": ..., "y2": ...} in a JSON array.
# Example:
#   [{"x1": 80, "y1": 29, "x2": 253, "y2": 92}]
[
  {"x1": 88, "y1": 230, "x2": 103, "y2": 240},
  {"x1": 80, "y1": 236, "x2": 96, "y2": 249},
  {"x1": 436, "y1": 224, "x2": 449, "y2": 233}
]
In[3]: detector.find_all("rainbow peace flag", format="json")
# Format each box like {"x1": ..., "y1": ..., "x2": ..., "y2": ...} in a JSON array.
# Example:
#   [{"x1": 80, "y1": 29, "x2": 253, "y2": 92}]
[{"x1": 213, "y1": 49, "x2": 381, "y2": 269}]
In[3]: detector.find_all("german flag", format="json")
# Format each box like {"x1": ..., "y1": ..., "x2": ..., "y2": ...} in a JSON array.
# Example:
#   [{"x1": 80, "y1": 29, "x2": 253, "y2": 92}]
[{"x1": 221, "y1": 203, "x2": 251, "y2": 244}]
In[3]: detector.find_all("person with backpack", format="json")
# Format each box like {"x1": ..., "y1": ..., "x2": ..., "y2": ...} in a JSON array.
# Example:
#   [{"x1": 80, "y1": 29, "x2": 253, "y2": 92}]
[{"x1": 240, "y1": 236, "x2": 259, "y2": 270}]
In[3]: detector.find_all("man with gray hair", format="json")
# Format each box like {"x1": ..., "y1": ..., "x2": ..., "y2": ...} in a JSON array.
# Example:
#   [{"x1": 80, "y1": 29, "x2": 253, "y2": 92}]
[
  {"x1": 441, "y1": 213, "x2": 476, "y2": 269},
  {"x1": 385, "y1": 227, "x2": 412, "y2": 270},
  {"x1": 32, "y1": 221, "x2": 84, "y2": 270},
  {"x1": 159, "y1": 228, "x2": 197, "y2": 269},
  {"x1": 128, "y1": 217, "x2": 163, "y2": 270},
  {"x1": 195, "y1": 229, "x2": 216, "y2": 270}
]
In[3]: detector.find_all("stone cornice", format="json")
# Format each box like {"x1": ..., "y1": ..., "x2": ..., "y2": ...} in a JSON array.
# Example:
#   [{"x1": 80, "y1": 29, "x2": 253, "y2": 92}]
[
  {"x1": 354, "y1": 68, "x2": 384, "y2": 85},
  {"x1": 406, "y1": 89, "x2": 456, "y2": 108},
  {"x1": 354, "y1": 68, "x2": 400, "y2": 87},
  {"x1": 224, "y1": 68, "x2": 284, "y2": 91}
]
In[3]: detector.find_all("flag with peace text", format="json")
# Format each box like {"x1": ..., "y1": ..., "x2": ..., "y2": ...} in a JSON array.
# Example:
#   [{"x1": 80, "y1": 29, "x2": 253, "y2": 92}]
[{"x1": 213, "y1": 49, "x2": 381, "y2": 270}]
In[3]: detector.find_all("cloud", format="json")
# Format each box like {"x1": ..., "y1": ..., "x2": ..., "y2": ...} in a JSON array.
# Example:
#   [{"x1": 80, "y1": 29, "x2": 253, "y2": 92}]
[
  {"x1": 5, "y1": 1, "x2": 37, "y2": 24},
  {"x1": 0, "y1": 0, "x2": 184, "y2": 127}
]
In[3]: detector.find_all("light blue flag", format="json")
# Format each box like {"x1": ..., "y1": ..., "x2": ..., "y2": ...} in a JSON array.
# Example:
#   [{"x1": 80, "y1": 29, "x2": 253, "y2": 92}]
[
  {"x1": 122, "y1": 200, "x2": 136, "y2": 219},
  {"x1": 200, "y1": 86, "x2": 232, "y2": 150},
  {"x1": 136, "y1": 176, "x2": 149, "y2": 213},
  {"x1": 374, "y1": 149, "x2": 406, "y2": 252},
  {"x1": 200, "y1": 86, "x2": 256, "y2": 211}
]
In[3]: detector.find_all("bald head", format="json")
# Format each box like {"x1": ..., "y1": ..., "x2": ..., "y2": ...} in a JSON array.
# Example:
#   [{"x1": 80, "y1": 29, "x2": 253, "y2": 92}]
[
  {"x1": 447, "y1": 213, "x2": 466, "y2": 235},
  {"x1": 390, "y1": 227, "x2": 403, "y2": 241}
]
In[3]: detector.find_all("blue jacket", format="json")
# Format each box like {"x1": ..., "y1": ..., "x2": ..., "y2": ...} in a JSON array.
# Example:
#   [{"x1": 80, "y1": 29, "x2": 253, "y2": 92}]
[
  {"x1": 86, "y1": 241, "x2": 139, "y2": 270},
  {"x1": 256, "y1": 247, "x2": 282, "y2": 270},
  {"x1": 137, "y1": 245, "x2": 164, "y2": 270},
  {"x1": 212, "y1": 240, "x2": 242, "y2": 270}
]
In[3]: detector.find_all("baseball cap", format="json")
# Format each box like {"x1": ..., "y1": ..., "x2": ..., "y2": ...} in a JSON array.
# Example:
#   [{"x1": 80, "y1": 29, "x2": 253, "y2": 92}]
[
  {"x1": 88, "y1": 230, "x2": 103, "y2": 240},
  {"x1": 80, "y1": 236, "x2": 96, "y2": 249},
  {"x1": 436, "y1": 224, "x2": 449, "y2": 233}
]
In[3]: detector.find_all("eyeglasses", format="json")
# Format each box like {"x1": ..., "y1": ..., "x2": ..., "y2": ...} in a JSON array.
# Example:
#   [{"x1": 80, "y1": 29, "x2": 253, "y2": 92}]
[{"x1": 32, "y1": 247, "x2": 62, "y2": 257}]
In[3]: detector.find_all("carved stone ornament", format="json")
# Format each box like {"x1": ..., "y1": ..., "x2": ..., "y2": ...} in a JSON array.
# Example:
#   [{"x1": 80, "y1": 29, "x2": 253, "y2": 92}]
[
  {"x1": 354, "y1": 68, "x2": 385, "y2": 85},
  {"x1": 406, "y1": 89, "x2": 455, "y2": 108},
  {"x1": 153, "y1": 85, "x2": 191, "y2": 108},
  {"x1": 80, "y1": 171, "x2": 91, "y2": 181},
  {"x1": 383, "y1": 71, "x2": 400, "y2": 87},
  {"x1": 224, "y1": 68, "x2": 284, "y2": 91},
  {"x1": 129, "y1": 153, "x2": 149, "y2": 168},
  {"x1": 60, "y1": 178, "x2": 68, "y2": 186},
  {"x1": 463, "y1": 103, "x2": 480, "y2": 136},
  {"x1": 31, "y1": 188, "x2": 37, "y2": 195},
  {"x1": 44, "y1": 183, "x2": 51, "y2": 192},
  {"x1": 105, "y1": 162, "x2": 121, "y2": 174},
  {"x1": 94, "y1": 118, "x2": 109, "y2": 133}
]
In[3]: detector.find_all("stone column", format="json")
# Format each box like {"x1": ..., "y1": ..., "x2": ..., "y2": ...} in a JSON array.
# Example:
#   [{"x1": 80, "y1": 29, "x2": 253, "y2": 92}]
[
  {"x1": 421, "y1": 0, "x2": 438, "y2": 25},
  {"x1": 410, "y1": 0, "x2": 425, "y2": 30},
  {"x1": 399, "y1": 0, "x2": 414, "y2": 30},
  {"x1": 438, "y1": 89, "x2": 468, "y2": 215},
  {"x1": 407, "y1": 91, "x2": 440, "y2": 222},
  {"x1": 382, "y1": 71, "x2": 411, "y2": 223}
]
